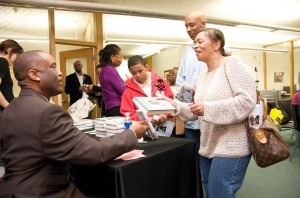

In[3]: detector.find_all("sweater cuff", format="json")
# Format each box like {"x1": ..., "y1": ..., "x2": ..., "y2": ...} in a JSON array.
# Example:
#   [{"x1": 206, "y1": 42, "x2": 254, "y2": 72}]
[{"x1": 171, "y1": 101, "x2": 181, "y2": 117}]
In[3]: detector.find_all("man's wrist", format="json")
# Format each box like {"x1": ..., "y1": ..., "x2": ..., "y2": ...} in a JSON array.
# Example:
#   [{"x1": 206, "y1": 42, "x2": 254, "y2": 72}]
[{"x1": 129, "y1": 127, "x2": 137, "y2": 137}]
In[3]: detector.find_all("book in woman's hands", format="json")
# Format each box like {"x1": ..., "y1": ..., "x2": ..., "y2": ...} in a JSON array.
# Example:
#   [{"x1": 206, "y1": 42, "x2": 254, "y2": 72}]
[
  {"x1": 175, "y1": 82, "x2": 195, "y2": 103},
  {"x1": 133, "y1": 97, "x2": 175, "y2": 115}
]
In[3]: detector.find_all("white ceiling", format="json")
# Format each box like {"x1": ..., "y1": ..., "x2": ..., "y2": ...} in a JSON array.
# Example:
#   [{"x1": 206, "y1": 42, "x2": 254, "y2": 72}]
[{"x1": 1, "y1": 0, "x2": 300, "y2": 57}]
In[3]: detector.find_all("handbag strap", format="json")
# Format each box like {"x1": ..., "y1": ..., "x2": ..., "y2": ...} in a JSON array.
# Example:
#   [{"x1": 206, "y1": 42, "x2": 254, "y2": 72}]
[{"x1": 223, "y1": 62, "x2": 268, "y2": 119}]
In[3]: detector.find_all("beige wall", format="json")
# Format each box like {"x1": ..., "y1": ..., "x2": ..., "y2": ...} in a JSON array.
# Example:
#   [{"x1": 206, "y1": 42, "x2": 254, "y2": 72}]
[{"x1": 152, "y1": 46, "x2": 264, "y2": 89}]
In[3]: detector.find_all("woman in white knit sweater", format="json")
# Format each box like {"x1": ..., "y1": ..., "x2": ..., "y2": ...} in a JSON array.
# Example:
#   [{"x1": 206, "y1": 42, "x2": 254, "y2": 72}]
[{"x1": 164, "y1": 28, "x2": 256, "y2": 197}]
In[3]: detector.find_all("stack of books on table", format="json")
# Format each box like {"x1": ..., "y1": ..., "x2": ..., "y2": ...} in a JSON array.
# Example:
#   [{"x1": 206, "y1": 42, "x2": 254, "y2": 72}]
[
  {"x1": 73, "y1": 119, "x2": 95, "y2": 134},
  {"x1": 106, "y1": 117, "x2": 126, "y2": 137},
  {"x1": 94, "y1": 118, "x2": 107, "y2": 138},
  {"x1": 94, "y1": 117, "x2": 125, "y2": 138}
]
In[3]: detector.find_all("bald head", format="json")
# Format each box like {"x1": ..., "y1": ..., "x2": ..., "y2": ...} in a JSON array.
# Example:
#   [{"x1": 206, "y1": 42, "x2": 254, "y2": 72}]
[
  {"x1": 185, "y1": 11, "x2": 206, "y2": 22},
  {"x1": 13, "y1": 50, "x2": 44, "y2": 82},
  {"x1": 73, "y1": 60, "x2": 83, "y2": 74},
  {"x1": 13, "y1": 50, "x2": 62, "y2": 99},
  {"x1": 185, "y1": 11, "x2": 206, "y2": 40}
]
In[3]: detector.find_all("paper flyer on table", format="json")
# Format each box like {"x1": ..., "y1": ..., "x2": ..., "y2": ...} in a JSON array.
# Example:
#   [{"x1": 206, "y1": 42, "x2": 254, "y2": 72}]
[{"x1": 115, "y1": 149, "x2": 146, "y2": 161}]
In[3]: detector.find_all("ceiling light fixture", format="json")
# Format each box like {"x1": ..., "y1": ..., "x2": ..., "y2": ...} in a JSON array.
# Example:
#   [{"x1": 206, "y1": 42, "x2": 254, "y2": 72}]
[
  {"x1": 106, "y1": 38, "x2": 290, "y2": 53},
  {"x1": 230, "y1": 46, "x2": 288, "y2": 53},
  {"x1": 235, "y1": 25, "x2": 275, "y2": 32},
  {"x1": 105, "y1": 38, "x2": 191, "y2": 46},
  {"x1": 2, "y1": 0, "x2": 300, "y2": 34}
]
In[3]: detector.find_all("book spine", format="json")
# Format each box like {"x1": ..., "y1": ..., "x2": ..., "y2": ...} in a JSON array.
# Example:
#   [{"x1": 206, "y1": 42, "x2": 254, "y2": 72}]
[{"x1": 136, "y1": 110, "x2": 158, "y2": 139}]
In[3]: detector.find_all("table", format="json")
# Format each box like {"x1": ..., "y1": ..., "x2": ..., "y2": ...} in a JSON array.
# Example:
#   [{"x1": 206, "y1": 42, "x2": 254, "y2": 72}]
[{"x1": 73, "y1": 136, "x2": 202, "y2": 198}]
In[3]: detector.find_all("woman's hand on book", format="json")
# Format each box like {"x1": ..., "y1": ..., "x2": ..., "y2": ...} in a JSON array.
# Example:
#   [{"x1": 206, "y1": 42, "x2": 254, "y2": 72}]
[{"x1": 157, "y1": 96, "x2": 176, "y2": 107}]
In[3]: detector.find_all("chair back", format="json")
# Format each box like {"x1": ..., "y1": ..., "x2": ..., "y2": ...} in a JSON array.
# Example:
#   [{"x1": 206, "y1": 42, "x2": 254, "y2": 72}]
[
  {"x1": 277, "y1": 98, "x2": 292, "y2": 120},
  {"x1": 291, "y1": 104, "x2": 300, "y2": 131},
  {"x1": 259, "y1": 90, "x2": 281, "y2": 101}
]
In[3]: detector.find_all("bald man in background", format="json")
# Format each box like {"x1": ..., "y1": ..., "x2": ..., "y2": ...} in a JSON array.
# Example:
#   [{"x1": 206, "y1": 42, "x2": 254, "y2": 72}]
[
  {"x1": 65, "y1": 60, "x2": 93, "y2": 106},
  {"x1": 176, "y1": 12, "x2": 207, "y2": 152},
  {"x1": 175, "y1": 13, "x2": 207, "y2": 195}
]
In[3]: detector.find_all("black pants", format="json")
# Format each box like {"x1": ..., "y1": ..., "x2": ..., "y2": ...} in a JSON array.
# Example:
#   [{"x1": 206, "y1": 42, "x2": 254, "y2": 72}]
[{"x1": 104, "y1": 105, "x2": 123, "y2": 117}]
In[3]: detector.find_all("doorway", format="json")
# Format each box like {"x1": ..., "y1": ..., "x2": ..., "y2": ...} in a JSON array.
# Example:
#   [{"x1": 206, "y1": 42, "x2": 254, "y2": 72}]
[{"x1": 60, "y1": 47, "x2": 98, "y2": 118}]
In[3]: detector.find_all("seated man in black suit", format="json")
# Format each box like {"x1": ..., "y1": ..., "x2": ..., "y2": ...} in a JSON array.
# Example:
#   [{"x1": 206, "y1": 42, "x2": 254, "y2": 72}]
[
  {"x1": 65, "y1": 60, "x2": 93, "y2": 106},
  {"x1": 0, "y1": 50, "x2": 148, "y2": 197}
]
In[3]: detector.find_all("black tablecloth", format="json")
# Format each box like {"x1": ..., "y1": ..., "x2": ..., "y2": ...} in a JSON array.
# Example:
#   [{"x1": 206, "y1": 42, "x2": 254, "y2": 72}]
[{"x1": 73, "y1": 136, "x2": 203, "y2": 198}]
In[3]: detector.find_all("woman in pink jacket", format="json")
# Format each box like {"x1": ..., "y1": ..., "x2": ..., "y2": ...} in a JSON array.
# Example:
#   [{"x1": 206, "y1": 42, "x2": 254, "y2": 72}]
[{"x1": 120, "y1": 55, "x2": 174, "y2": 123}]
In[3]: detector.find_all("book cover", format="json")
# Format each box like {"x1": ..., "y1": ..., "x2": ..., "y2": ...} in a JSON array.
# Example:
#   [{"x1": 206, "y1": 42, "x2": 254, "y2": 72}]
[
  {"x1": 154, "y1": 120, "x2": 175, "y2": 137},
  {"x1": 133, "y1": 97, "x2": 175, "y2": 115},
  {"x1": 136, "y1": 110, "x2": 158, "y2": 140},
  {"x1": 175, "y1": 82, "x2": 195, "y2": 103}
]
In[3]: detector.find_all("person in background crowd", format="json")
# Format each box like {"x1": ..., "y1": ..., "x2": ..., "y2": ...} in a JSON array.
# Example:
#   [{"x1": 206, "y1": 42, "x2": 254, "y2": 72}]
[
  {"x1": 176, "y1": 11, "x2": 207, "y2": 168},
  {"x1": 164, "y1": 28, "x2": 256, "y2": 197},
  {"x1": 0, "y1": 110, "x2": 3, "y2": 183},
  {"x1": 0, "y1": 39, "x2": 23, "y2": 112},
  {"x1": 85, "y1": 64, "x2": 105, "y2": 116},
  {"x1": 167, "y1": 67, "x2": 178, "y2": 95},
  {"x1": 120, "y1": 55, "x2": 174, "y2": 124},
  {"x1": 0, "y1": 39, "x2": 23, "y2": 176},
  {"x1": 291, "y1": 91, "x2": 300, "y2": 105},
  {"x1": 65, "y1": 60, "x2": 93, "y2": 106},
  {"x1": 291, "y1": 91, "x2": 300, "y2": 117},
  {"x1": 0, "y1": 50, "x2": 148, "y2": 197},
  {"x1": 167, "y1": 66, "x2": 185, "y2": 137},
  {"x1": 99, "y1": 44, "x2": 125, "y2": 117}
]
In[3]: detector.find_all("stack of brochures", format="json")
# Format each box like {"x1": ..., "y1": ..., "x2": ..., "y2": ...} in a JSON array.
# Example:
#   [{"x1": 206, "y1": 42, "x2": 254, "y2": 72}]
[
  {"x1": 133, "y1": 97, "x2": 175, "y2": 115},
  {"x1": 74, "y1": 119, "x2": 95, "y2": 134}
]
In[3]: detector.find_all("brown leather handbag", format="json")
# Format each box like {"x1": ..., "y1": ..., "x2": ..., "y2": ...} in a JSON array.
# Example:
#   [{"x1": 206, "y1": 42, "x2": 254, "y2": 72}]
[
  {"x1": 246, "y1": 96, "x2": 290, "y2": 168},
  {"x1": 223, "y1": 62, "x2": 290, "y2": 168}
]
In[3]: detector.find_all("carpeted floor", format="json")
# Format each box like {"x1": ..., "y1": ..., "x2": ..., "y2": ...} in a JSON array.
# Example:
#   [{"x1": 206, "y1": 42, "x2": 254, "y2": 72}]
[{"x1": 237, "y1": 129, "x2": 300, "y2": 198}]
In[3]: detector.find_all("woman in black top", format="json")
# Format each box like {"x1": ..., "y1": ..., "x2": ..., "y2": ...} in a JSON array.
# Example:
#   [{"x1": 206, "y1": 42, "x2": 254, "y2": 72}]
[{"x1": 0, "y1": 39, "x2": 23, "y2": 111}]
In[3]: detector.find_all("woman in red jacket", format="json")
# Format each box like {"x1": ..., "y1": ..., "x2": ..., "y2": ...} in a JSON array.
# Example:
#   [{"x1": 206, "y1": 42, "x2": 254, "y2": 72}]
[{"x1": 120, "y1": 55, "x2": 174, "y2": 123}]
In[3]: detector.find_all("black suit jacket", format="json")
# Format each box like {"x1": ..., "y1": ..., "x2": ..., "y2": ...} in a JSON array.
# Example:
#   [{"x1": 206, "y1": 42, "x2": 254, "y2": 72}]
[{"x1": 64, "y1": 73, "x2": 93, "y2": 106}]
